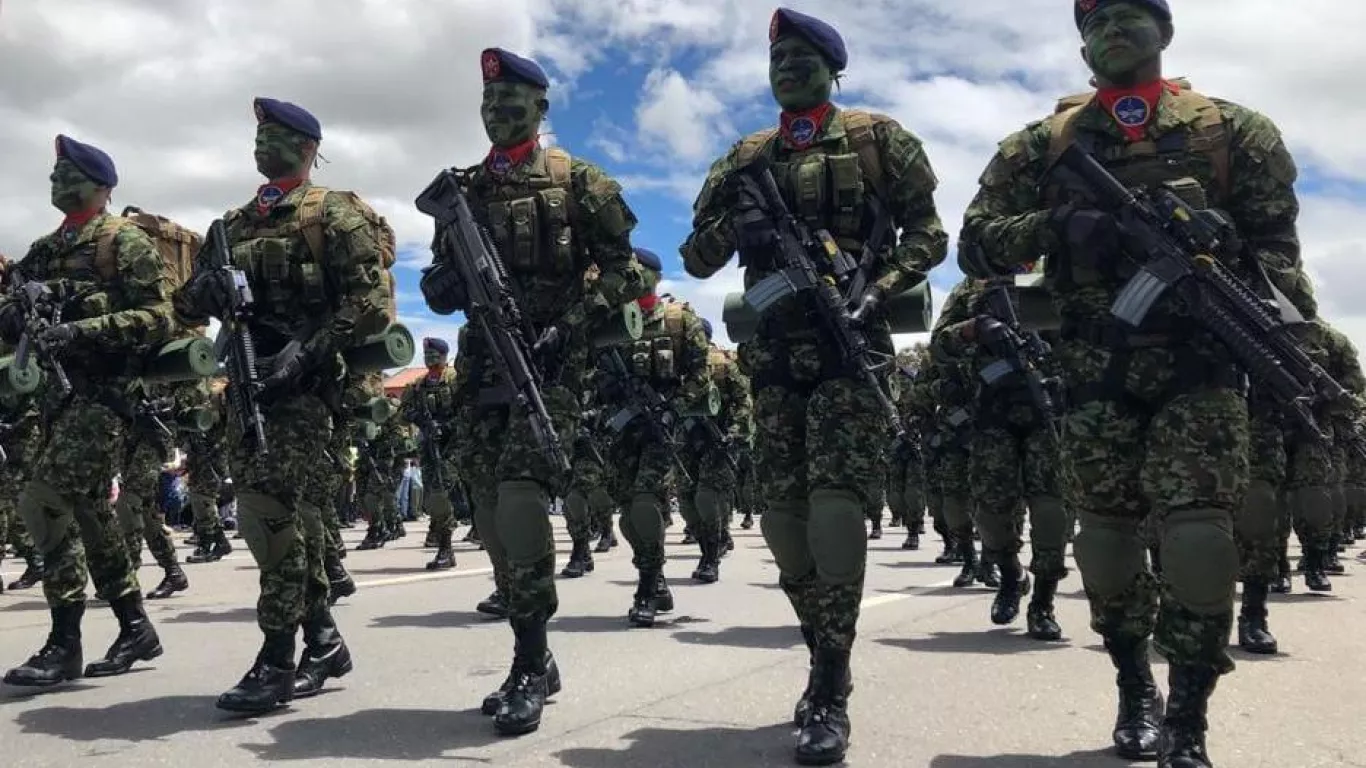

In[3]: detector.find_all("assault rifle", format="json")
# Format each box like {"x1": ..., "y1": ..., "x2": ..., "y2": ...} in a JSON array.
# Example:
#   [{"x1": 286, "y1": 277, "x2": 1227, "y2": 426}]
[
  {"x1": 407, "y1": 397, "x2": 448, "y2": 494},
  {"x1": 597, "y1": 347, "x2": 692, "y2": 484},
  {"x1": 730, "y1": 158, "x2": 905, "y2": 441},
  {"x1": 200, "y1": 219, "x2": 269, "y2": 455},
  {"x1": 1051, "y1": 143, "x2": 1345, "y2": 441},
  {"x1": 415, "y1": 170, "x2": 571, "y2": 475},
  {"x1": 8, "y1": 278, "x2": 72, "y2": 396},
  {"x1": 975, "y1": 277, "x2": 1061, "y2": 440}
]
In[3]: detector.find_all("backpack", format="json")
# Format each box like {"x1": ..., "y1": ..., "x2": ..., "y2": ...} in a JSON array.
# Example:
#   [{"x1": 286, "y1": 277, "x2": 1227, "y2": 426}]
[
  {"x1": 96, "y1": 206, "x2": 201, "y2": 291},
  {"x1": 294, "y1": 187, "x2": 400, "y2": 321},
  {"x1": 733, "y1": 109, "x2": 892, "y2": 197}
]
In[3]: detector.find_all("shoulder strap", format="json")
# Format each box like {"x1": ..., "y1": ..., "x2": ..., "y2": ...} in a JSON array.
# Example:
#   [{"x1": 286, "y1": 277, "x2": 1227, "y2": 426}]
[
  {"x1": 1170, "y1": 88, "x2": 1231, "y2": 203},
  {"x1": 1045, "y1": 101, "x2": 1090, "y2": 171},
  {"x1": 840, "y1": 109, "x2": 889, "y2": 198},
  {"x1": 544, "y1": 147, "x2": 572, "y2": 187},
  {"x1": 94, "y1": 216, "x2": 134, "y2": 280},
  {"x1": 297, "y1": 186, "x2": 331, "y2": 262},
  {"x1": 736, "y1": 128, "x2": 779, "y2": 167},
  {"x1": 663, "y1": 302, "x2": 686, "y2": 334}
]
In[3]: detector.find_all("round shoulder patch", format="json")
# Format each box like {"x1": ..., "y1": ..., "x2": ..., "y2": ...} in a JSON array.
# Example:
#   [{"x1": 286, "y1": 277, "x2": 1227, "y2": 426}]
[
  {"x1": 1112, "y1": 95, "x2": 1150, "y2": 128},
  {"x1": 481, "y1": 51, "x2": 501, "y2": 82},
  {"x1": 788, "y1": 116, "x2": 817, "y2": 146}
]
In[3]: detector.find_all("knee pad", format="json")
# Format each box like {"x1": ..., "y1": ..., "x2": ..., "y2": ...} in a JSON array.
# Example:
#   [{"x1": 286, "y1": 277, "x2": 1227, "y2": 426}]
[
  {"x1": 495, "y1": 480, "x2": 553, "y2": 564},
  {"x1": 587, "y1": 487, "x2": 614, "y2": 516},
  {"x1": 18, "y1": 479, "x2": 73, "y2": 555},
  {"x1": 1289, "y1": 485, "x2": 1334, "y2": 532},
  {"x1": 1235, "y1": 480, "x2": 1280, "y2": 544},
  {"x1": 236, "y1": 491, "x2": 296, "y2": 571},
  {"x1": 807, "y1": 489, "x2": 867, "y2": 585},
  {"x1": 1072, "y1": 512, "x2": 1146, "y2": 600},
  {"x1": 627, "y1": 492, "x2": 665, "y2": 545},
  {"x1": 563, "y1": 490, "x2": 589, "y2": 522},
  {"x1": 1026, "y1": 496, "x2": 1070, "y2": 552},
  {"x1": 1161, "y1": 507, "x2": 1238, "y2": 616},
  {"x1": 941, "y1": 495, "x2": 973, "y2": 531},
  {"x1": 694, "y1": 487, "x2": 724, "y2": 526},
  {"x1": 761, "y1": 499, "x2": 814, "y2": 580},
  {"x1": 297, "y1": 500, "x2": 324, "y2": 542}
]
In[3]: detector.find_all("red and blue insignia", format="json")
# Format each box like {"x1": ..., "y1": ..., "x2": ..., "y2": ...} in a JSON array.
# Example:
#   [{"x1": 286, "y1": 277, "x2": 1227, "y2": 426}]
[
  {"x1": 482, "y1": 50, "x2": 501, "y2": 82},
  {"x1": 1112, "y1": 95, "x2": 1149, "y2": 127},
  {"x1": 488, "y1": 150, "x2": 513, "y2": 175},
  {"x1": 788, "y1": 116, "x2": 818, "y2": 146},
  {"x1": 257, "y1": 185, "x2": 285, "y2": 207},
  {"x1": 1078, "y1": 0, "x2": 1098, "y2": 12},
  {"x1": 61, "y1": 227, "x2": 78, "y2": 244}
]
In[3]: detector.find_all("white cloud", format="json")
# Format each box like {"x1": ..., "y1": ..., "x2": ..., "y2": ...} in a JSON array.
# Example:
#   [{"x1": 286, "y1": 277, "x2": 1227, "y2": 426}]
[{"x1": 634, "y1": 68, "x2": 731, "y2": 163}]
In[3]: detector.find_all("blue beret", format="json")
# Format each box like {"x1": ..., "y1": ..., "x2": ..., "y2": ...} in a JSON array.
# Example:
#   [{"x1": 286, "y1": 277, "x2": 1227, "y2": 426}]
[
  {"x1": 481, "y1": 48, "x2": 549, "y2": 90},
  {"x1": 633, "y1": 247, "x2": 662, "y2": 273},
  {"x1": 423, "y1": 337, "x2": 450, "y2": 355},
  {"x1": 54, "y1": 135, "x2": 117, "y2": 188},
  {"x1": 700, "y1": 318, "x2": 713, "y2": 341},
  {"x1": 1075, "y1": 0, "x2": 1171, "y2": 30},
  {"x1": 770, "y1": 8, "x2": 847, "y2": 72},
  {"x1": 253, "y1": 97, "x2": 322, "y2": 141}
]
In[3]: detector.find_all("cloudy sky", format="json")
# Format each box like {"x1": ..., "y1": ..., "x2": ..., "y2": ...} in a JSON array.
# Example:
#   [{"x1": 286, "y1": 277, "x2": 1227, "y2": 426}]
[{"x1": 2, "y1": 0, "x2": 1364, "y2": 364}]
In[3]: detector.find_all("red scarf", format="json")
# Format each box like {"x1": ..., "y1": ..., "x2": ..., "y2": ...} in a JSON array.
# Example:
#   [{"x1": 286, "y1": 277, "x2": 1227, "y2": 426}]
[
  {"x1": 60, "y1": 208, "x2": 101, "y2": 239},
  {"x1": 1095, "y1": 79, "x2": 1179, "y2": 141},
  {"x1": 637, "y1": 293, "x2": 659, "y2": 314},
  {"x1": 486, "y1": 139, "x2": 538, "y2": 176},
  {"x1": 256, "y1": 177, "x2": 304, "y2": 216},
  {"x1": 425, "y1": 364, "x2": 446, "y2": 382},
  {"x1": 779, "y1": 103, "x2": 833, "y2": 149}
]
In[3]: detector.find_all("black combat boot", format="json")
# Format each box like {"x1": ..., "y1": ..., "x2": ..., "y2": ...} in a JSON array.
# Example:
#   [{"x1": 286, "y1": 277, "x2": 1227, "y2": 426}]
[
  {"x1": 560, "y1": 539, "x2": 594, "y2": 578},
  {"x1": 464, "y1": 523, "x2": 483, "y2": 545},
  {"x1": 477, "y1": 590, "x2": 510, "y2": 619},
  {"x1": 1025, "y1": 576, "x2": 1063, "y2": 641},
  {"x1": 7, "y1": 555, "x2": 43, "y2": 590},
  {"x1": 692, "y1": 528, "x2": 720, "y2": 584},
  {"x1": 627, "y1": 570, "x2": 670, "y2": 627},
  {"x1": 1158, "y1": 664, "x2": 1219, "y2": 768},
  {"x1": 889, "y1": 511, "x2": 903, "y2": 527},
  {"x1": 1269, "y1": 544, "x2": 1292, "y2": 594},
  {"x1": 594, "y1": 526, "x2": 615, "y2": 553},
  {"x1": 990, "y1": 554, "x2": 1031, "y2": 625},
  {"x1": 1303, "y1": 545, "x2": 1332, "y2": 592},
  {"x1": 902, "y1": 531, "x2": 920, "y2": 550},
  {"x1": 146, "y1": 563, "x2": 189, "y2": 599},
  {"x1": 793, "y1": 648, "x2": 853, "y2": 766},
  {"x1": 1104, "y1": 635, "x2": 1164, "y2": 760},
  {"x1": 867, "y1": 517, "x2": 882, "y2": 540},
  {"x1": 423, "y1": 529, "x2": 439, "y2": 548},
  {"x1": 935, "y1": 534, "x2": 960, "y2": 564},
  {"x1": 85, "y1": 593, "x2": 163, "y2": 677},
  {"x1": 356, "y1": 525, "x2": 386, "y2": 550},
  {"x1": 1237, "y1": 579, "x2": 1278, "y2": 654},
  {"x1": 427, "y1": 546, "x2": 456, "y2": 571},
  {"x1": 680, "y1": 525, "x2": 697, "y2": 546},
  {"x1": 493, "y1": 620, "x2": 561, "y2": 736},
  {"x1": 217, "y1": 632, "x2": 297, "y2": 713},
  {"x1": 722, "y1": 527, "x2": 734, "y2": 554},
  {"x1": 953, "y1": 537, "x2": 979, "y2": 587},
  {"x1": 740, "y1": 511, "x2": 754, "y2": 529},
  {"x1": 1325, "y1": 535, "x2": 1345, "y2": 574},
  {"x1": 293, "y1": 606, "x2": 353, "y2": 698},
  {"x1": 187, "y1": 530, "x2": 233, "y2": 564},
  {"x1": 3, "y1": 604, "x2": 85, "y2": 687},
  {"x1": 793, "y1": 625, "x2": 816, "y2": 726},
  {"x1": 325, "y1": 554, "x2": 357, "y2": 606}
]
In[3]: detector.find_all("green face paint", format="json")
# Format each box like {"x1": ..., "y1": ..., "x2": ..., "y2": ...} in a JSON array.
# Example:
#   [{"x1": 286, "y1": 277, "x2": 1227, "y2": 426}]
[
  {"x1": 481, "y1": 82, "x2": 545, "y2": 147},
  {"x1": 49, "y1": 158, "x2": 101, "y2": 213},
  {"x1": 423, "y1": 350, "x2": 445, "y2": 367},
  {"x1": 769, "y1": 37, "x2": 833, "y2": 112},
  {"x1": 1082, "y1": 2, "x2": 1165, "y2": 83},
  {"x1": 254, "y1": 122, "x2": 311, "y2": 179}
]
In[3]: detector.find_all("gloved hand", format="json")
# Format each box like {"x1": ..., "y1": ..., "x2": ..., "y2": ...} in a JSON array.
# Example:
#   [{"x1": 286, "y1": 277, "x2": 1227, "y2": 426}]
[
  {"x1": 0, "y1": 302, "x2": 24, "y2": 345},
  {"x1": 259, "y1": 342, "x2": 310, "y2": 393},
  {"x1": 1048, "y1": 202, "x2": 1119, "y2": 254},
  {"x1": 730, "y1": 181, "x2": 775, "y2": 250},
  {"x1": 849, "y1": 286, "x2": 886, "y2": 326},
  {"x1": 183, "y1": 271, "x2": 234, "y2": 320},
  {"x1": 37, "y1": 322, "x2": 79, "y2": 350}
]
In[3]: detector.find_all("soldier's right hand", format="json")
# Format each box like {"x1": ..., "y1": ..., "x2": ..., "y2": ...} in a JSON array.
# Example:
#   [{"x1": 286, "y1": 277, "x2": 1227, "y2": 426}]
[
  {"x1": 1048, "y1": 202, "x2": 1119, "y2": 254},
  {"x1": 182, "y1": 271, "x2": 235, "y2": 320},
  {"x1": 730, "y1": 182, "x2": 776, "y2": 250}
]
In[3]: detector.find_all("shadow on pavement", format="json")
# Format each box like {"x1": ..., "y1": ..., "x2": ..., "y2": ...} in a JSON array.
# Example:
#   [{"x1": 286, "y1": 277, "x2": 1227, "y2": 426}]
[
  {"x1": 240, "y1": 707, "x2": 502, "y2": 761},
  {"x1": 929, "y1": 747, "x2": 1131, "y2": 766},
  {"x1": 555, "y1": 723, "x2": 795, "y2": 768},
  {"x1": 370, "y1": 611, "x2": 498, "y2": 630},
  {"x1": 0, "y1": 599, "x2": 51, "y2": 611},
  {"x1": 877, "y1": 629, "x2": 1071, "y2": 655},
  {"x1": 11, "y1": 695, "x2": 254, "y2": 740},
  {"x1": 163, "y1": 607, "x2": 259, "y2": 624},
  {"x1": 879, "y1": 560, "x2": 953, "y2": 570},
  {"x1": 1269, "y1": 592, "x2": 1343, "y2": 603},
  {"x1": 672, "y1": 625, "x2": 803, "y2": 650}
]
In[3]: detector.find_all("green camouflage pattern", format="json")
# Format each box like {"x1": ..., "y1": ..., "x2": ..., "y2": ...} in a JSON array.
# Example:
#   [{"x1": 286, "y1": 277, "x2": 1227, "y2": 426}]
[
  {"x1": 183, "y1": 386, "x2": 229, "y2": 539},
  {"x1": 398, "y1": 366, "x2": 463, "y2": 541},
  {"x1": 116, "y1": 410, "x2": 179, "y2": 571},
  {"x1": 1242, "y1": 396, "x2": 1287, "y2": 580},
  {"x1": 0, "y1": 395, "x2": 42, "y2": 564},
  {"x1": 355, "y1": 415, "x2": 407, "y2": 534},
  {"x1": 678, "y1": 347, "x2": 754, "y2": 539}
]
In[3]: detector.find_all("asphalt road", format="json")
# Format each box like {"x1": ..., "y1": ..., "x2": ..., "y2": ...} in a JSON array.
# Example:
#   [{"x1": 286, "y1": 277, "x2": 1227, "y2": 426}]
[{"x1": 1, "y1": 517, "x2": 1362, "y2": 767}]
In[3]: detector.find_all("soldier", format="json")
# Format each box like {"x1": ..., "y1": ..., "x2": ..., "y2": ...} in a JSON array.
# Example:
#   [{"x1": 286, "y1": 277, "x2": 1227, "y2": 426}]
[
  {"x1": 0, "y1": 382, "x2": 45, "y2": 594},
  {"x1": 174, "y1": 97, "x2": 394, "y2": 712},
  {"x1": 430, "y1": 48, "x2": 650, "y2": 736},
  {"x1": 183, "y1": 384, "x2": 234, "y2": 564},
  {"x1": 399, "y1": 337, "x2": 464, "y2": 571},
  {"x1": 561, "y1": 374, "x2": 614, "y2": 579},
  {"x1": 0, "y1": 135, "x2": 175, "y2": 686},
  {"x1": 932, "y1": 270, "x2": 1068, "y2": 641},
  {"x1": 680, "y1": 9, "x2": 947, "y2": 763},
  {"x1": 354, "y1": 390, "x2": 408, "y2": 550},
  {"x1": 890, "y1": 362, "x2": 929, "y2": 551},
  {"x1": 959, "y1": 2, "x2": 1303, "y2": 764},
  {"x1": 677, "y1": 318, "x2": 753, "y2": 584}
]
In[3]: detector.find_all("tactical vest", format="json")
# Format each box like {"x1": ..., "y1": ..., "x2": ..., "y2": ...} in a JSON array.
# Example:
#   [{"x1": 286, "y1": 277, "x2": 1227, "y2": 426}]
[
  {"x1": 414, "y1": 370, "x2": 457, "y2": 417},
  {"x1": 628, "y1": 301, "x2": 691, "y2": 382},
  {"x1": 706, "y1": 348, "x2": 733, "y2": 384},
  {"x1": 226, "y1": 186, "x2": 398, "y2": 322},
  {"x1": 477, "y1": 148, "x2": 578, "y2": 276},
  {"x1": 734, "y1": 109, "x2": 890, "y2": 256}
]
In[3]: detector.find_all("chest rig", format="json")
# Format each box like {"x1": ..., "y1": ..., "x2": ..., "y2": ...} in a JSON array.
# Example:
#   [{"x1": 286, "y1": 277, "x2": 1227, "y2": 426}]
[
  {"x1": 470, "y1": 148, "x2": 578, "y2": 277},
  {"x1": 1043, "y1": 84, "x2": 1231, "y2": 292},
  {"x1": 734, "y1": 109, "x2": 888, "y2": 265},
  {"x1": 416, "y1": 370, "x2": 456, "y2": 416},
  {"x1": 43, "y1": 215, "x2": 126, "y2": 319},
  {"x1": 628, "y1": 301, "x2": 690, "y2": 384}
]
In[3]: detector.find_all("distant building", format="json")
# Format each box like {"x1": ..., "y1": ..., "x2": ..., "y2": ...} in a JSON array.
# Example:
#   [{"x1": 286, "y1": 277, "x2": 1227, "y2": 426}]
[{"x1": 383, "y1": 368, "x2": 426, "y2": 398}]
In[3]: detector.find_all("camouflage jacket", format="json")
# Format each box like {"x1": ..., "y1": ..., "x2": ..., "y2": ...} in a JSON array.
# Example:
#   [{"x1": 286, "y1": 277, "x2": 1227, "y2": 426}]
[
  {"x1": 705, "y1": 346, "x2": 754, "y2": 444},
  {"x1": 600, "y1": 299, "x2": 712, "y2": 412},
  {"x1": 1297, "y1": 320, "x2": 1366, "y2": 427},
  {"x1": 960, "y1": 85, "x2": 1301, "y2": 320},
  {"x1": 399, "y1": 365, "x2": 460, "y2": 446},
  {"x1": 173, "y1": 182, "x2": 393, "y2": 372},
  {"x1": 3, "y1": 212, "x2": 177, "y2": 384}
]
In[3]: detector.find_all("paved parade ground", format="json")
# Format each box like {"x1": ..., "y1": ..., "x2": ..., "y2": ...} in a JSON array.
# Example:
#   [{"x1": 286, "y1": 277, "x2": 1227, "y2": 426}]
[{"x1": 2, "y1": 518, "x2": 1362, "y2": 767}]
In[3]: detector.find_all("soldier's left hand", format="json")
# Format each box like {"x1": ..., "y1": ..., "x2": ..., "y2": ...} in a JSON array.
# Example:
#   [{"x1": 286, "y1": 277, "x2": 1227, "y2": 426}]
[
  {"x1": 37, "y1": 322, "x2": 79, "y2": 349},
  {"x1": 849, "y1": 286, "x2": 885, "y2": 326}
]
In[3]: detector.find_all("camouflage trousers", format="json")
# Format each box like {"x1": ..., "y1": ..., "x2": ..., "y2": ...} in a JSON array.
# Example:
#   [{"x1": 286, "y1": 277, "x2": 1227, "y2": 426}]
[
  {"x1": 928, "y1": 427, "x2": 974, "y2": 539},
  {"x1": 356, "y1": 455, "x2": 401, "y2": 535},
  {"x1": 1284, "y1": 422, "x2": 1337, "y2": 553},
  {"x1": 0, "y1": 422, "x2": 42, "y2": 565},
  {"x1": 752, "y1": 377, "x2": 887, "y2": 653},
  {"x1": 229, "y1": 393, "x2": 330, "y2": 637},
  {"x1": 419, "y1": 446, "x2": 462, "y2": 544},
  {"x1": 971, "y1": 405, "x2": 1067, "y2": 579},
  {"x1": 1061, "y1": 345, "x2": 1247, "y2": 674},
  {"x1": 116, "y1": 428, "x2": 179, "y2": 572},
  {"x1": 185, "y1": 430, "x2": 228, "y2": 540},
  {"x1": 19, "y1": 396, "x2": 141, "y2": 607},
  {"x1": 1240, "y1": 410, "x2": 1288, "y2": 581},
  {"x1": 886, "y1": 450, "x2": 926, "y2": 534},
  {"x1": 564, "y1": 437, "x2": 612, "y2": 544},
  {"x1": 734, "y1": 452, "x2": 761, "y2": 517},
  {"x1": 604, "y1": 421, "x2": 675, "y2": 573},
  {"x1": 457, "y1": 381, "x2": 582, "y2": 625},
  {"x1": 676, "y1": 442, "x2": 739, "y2": 542}
]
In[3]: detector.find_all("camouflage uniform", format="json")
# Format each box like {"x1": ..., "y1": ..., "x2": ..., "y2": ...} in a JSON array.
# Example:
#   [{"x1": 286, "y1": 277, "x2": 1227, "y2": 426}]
[
  {"x1": 961, "y1": 72, "x2": 1301, "y2": 760},
  {"x1": 355, "y1": 409, "x2": 408, "y2": 548},
  {"x1": 889, "y1": 366, "x2": 929, "y2": 550},
  {"x1": 183, "y1": 385, "x2": 233, "y2": 564},
  {"x1": 561, "y1": 390, "x2": 615, "y2": 575},
  {"x1": 676, "y1": 345, "x2": 753, "y2": 584},
  {"x1": 0, "y1": 392, "x2": 44, "y2": 591},
  {"x1": 681, "y1": 94, "x2": 946, "y2": 755},
  {"x1": 3, "y1": 201, "x2": 178, "y2": 685},
  {"x1": 399, "y1": 363, "x2": 464, "y2": 568},
  {"x1": 175, "y1": 166, "x2": 393, "y2": 710},
  {"x1": 115, "y1": 390, "x2": 188, "y2": 599}
]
